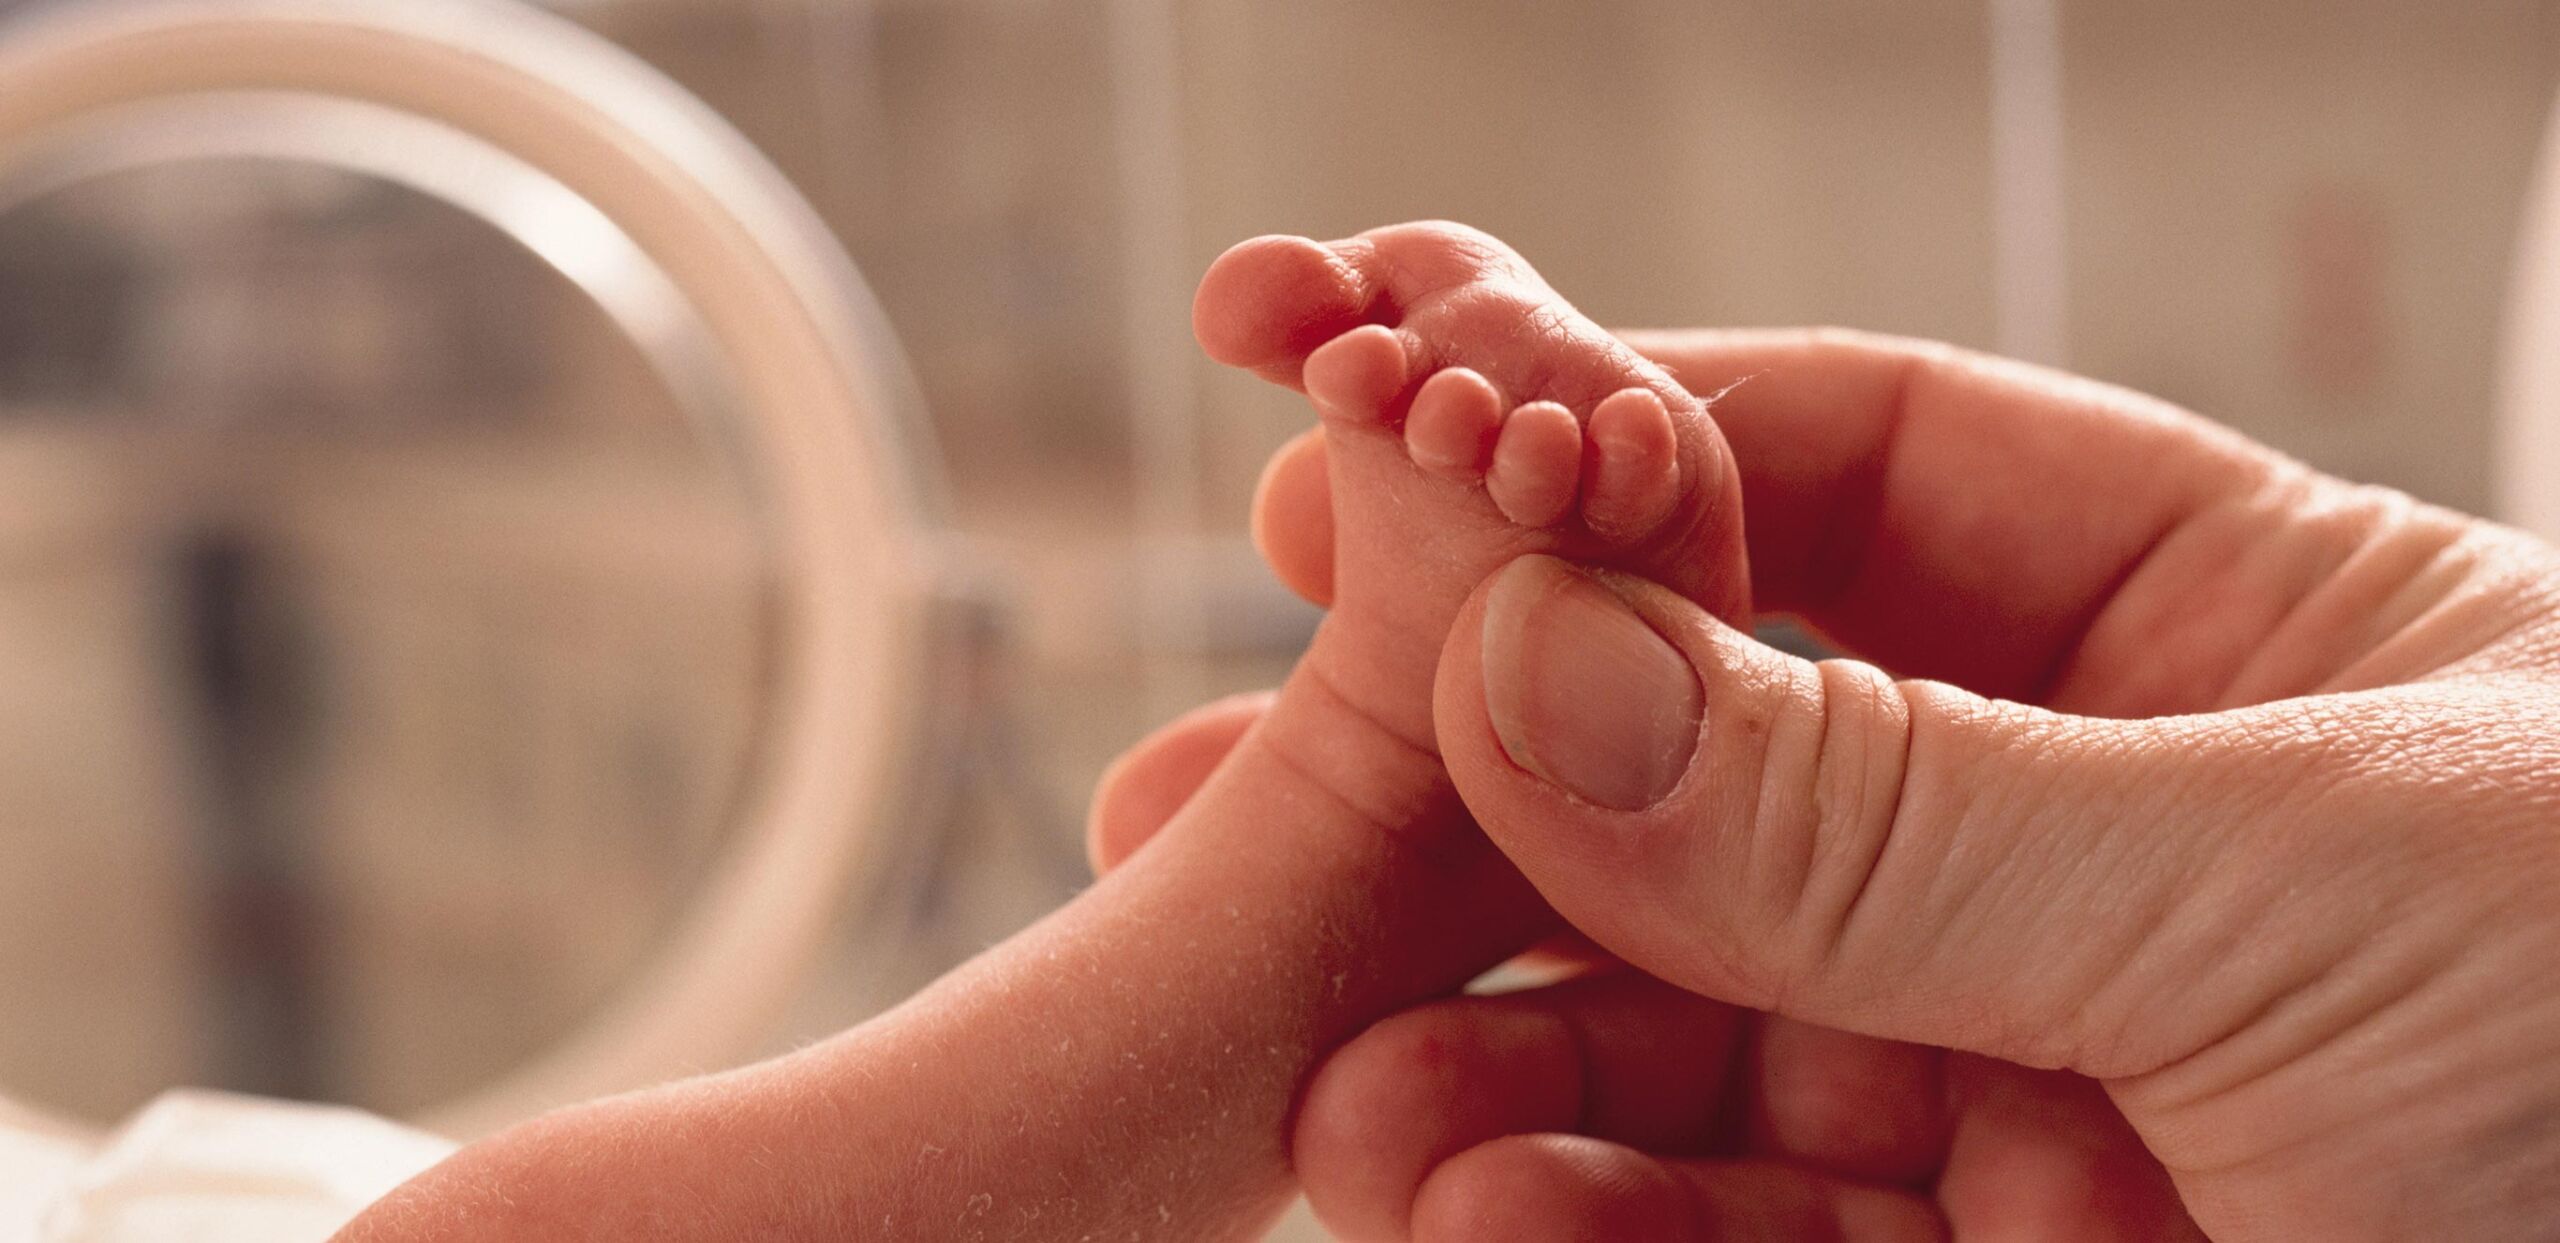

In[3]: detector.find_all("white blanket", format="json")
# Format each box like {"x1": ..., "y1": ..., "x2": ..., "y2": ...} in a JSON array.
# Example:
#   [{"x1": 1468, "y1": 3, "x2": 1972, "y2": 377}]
[{"x1": 0, "y1": 1091, "x2": 453, "y2": 1243}]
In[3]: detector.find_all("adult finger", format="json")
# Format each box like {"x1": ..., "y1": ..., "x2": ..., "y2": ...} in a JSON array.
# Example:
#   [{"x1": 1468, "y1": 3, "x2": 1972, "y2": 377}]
[
  {"x1": 1412, "y1": 1136, "x2": 1944, "y2": 1243},
  {"x1": 1746, "y1": 1016, "x2": 1947, "y2": 1186},
  {"x1": 1935, "y1": 1058, "x2": 2206, "y2": 1241},
  {"x1": 1617, "y1": 327, "x2": 2300, "y2": 707},
  {"x1": 1293, "y1": 970, "x2": 1743, "y2": 1241},
  {"x1": 1434, "y1": 554, "x2": 2367, "y2": 1078}
]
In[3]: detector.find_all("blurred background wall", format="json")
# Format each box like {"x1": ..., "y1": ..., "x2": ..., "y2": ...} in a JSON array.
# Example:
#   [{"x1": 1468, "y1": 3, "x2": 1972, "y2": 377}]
[
  {"x1": 577, "y1": 0, "x2": 2560, "y2": 1002},
  {"x1": 573, "y1": 0, "x2": 2560, "y2": 749},
  {"x1": 0, "y1": 3, "x2": 2555, "y2": 1235}
]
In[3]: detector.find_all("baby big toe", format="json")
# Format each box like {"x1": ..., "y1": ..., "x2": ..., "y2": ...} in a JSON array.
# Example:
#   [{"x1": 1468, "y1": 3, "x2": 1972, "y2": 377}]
[{"x1": 1192, "y1": 234, "x2": 1372, "y2": 379}]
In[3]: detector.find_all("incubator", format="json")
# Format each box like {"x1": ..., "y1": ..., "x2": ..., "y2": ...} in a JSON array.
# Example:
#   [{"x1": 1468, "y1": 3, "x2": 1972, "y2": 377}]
[
  {"x1": 2, "y1": 2, "x2": 2556, "y2": 1239},
  {"x1": 0, "y1": 1, "x2": 947, "y2": 1235}
]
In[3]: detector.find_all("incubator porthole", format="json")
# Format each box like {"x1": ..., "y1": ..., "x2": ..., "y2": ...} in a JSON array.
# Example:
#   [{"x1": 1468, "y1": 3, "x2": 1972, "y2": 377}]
[{"x1": 0, "y1": 0, "x2": 942, "y2": 1141}]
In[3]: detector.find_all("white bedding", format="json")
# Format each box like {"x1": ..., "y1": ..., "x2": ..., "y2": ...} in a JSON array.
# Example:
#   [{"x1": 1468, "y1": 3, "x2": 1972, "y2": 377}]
[{"x1": 0, "y1": 1091, "x2": 453, "y2": 1243}]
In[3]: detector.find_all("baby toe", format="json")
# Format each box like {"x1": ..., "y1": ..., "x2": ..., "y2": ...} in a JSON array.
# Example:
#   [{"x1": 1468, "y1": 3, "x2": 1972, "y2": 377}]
[
  {"x1": 1303, "y1": 324, "x2": 1412, "y2": 427},
  {"x1": 1405, "y1": 367, "x2": 1506, "y2": 479},
  {"x1": 1486, "y1": 401, "x2": 1583, "y2": 528},
  {"x1": 1581, "y1": 387, "x2": 1681, "y2": 542}
]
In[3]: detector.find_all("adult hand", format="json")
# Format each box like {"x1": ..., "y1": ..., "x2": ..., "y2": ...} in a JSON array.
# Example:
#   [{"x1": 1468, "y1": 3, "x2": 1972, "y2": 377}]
[{"x1": 1095, "y1": 329, "x2": 2560, "y2": 1240}]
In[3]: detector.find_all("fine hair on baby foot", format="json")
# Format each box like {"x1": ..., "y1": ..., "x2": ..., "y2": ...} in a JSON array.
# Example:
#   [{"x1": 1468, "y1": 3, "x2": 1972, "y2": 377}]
[{"x1": 1194, "y1": 220, "x2": 1752, "y2": 746}]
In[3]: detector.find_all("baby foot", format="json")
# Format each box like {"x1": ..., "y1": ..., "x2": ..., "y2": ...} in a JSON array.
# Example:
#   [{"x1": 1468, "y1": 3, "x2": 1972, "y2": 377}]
[
  {"x1": 1195, "y1": 221, "x2": 1751, "y2": 748},
  {"x1": 342, "y1": 226, "x2": 1759, "y2": 1243}
]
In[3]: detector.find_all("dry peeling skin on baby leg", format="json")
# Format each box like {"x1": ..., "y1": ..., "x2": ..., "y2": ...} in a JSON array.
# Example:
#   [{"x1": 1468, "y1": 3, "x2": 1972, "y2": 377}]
[
  {"x1": 341, "y1": 719, "x2": 1547, "y2": 1242},
  {"x1": 807, "y1": 219, "x2": 1766, "y2": 1238},
  {"x1": 338, "y1": 221, "x2": 1750, "y2": 1243}
]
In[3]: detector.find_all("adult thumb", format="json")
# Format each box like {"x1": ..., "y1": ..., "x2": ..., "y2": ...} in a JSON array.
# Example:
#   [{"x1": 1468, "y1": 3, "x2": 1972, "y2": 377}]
[{"x1": 1435, "y1": 554, "x2": 2330, "y2": 1079}]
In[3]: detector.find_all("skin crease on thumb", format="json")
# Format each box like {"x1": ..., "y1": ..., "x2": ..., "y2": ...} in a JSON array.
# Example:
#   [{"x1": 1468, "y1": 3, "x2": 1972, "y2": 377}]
[
  {"x1": 1438, "y1": 552, "x2": 2219, "y2": 1082},
  {"x1": 1431, "y1": 555, "x2": 1762, "y2": 996}
]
